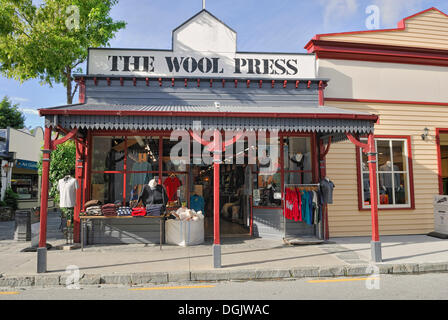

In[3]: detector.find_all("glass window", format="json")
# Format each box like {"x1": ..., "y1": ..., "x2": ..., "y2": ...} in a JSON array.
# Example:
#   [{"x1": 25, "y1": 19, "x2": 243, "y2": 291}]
[
  {"x1": 91, "y1": 173, "x2": 124, "y2": 205},
  {"x1": 252, "y1": 135, "x2": 281, "y2": 207},
  {"x1": 92, "y1": 136, "x2": 125, "y2": 172},
  {"x1": 359, "y1": 138, "x2": 412, "y2": 209}
]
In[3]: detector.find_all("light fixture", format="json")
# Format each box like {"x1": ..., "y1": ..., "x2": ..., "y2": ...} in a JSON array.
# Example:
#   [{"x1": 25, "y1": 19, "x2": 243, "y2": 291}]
[{"x1": 421, "y1": 127, "x2": 430, "y2": 140}]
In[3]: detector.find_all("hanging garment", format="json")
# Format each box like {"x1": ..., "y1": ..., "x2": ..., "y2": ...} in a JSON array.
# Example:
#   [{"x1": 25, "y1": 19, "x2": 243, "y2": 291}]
[
  {"x1": 164, "y1": 176, "x2": 181, "y2": 201},
  {"x1": 58, "y1": 176, "x2": 78, "y2": 208},
  {"x1": 300, "y1": 191, "x2": 312, "y2": 225},
  {"x1": 284, "y1": 188, "x2": 299, "y2": 221},
  {"x1": 320, "y1": 178, "x2": 335, "y2": 204},
  {"x1": 130, "y1": 162, "x2": 153, "y2": 186},
  {"x1": 294, "y1": 188, "x2": 303, "y2": 222},
  {"x1": 190, "y1": 194, "x2": 205, "y2": 213},
  {"x1": 312, "y1": 191, "x2": 319, "y2": 225}
]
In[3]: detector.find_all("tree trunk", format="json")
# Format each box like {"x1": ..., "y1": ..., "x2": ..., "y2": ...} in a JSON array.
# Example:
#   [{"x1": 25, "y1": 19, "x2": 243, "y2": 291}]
[{"x1": 66, "y1": 66, "x2": 73, "y2": 105}]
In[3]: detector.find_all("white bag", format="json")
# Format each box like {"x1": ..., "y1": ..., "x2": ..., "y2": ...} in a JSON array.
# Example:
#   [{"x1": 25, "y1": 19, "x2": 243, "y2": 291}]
[{"x1": 165, "y1": 219, "x2": 204, "y2": 247}]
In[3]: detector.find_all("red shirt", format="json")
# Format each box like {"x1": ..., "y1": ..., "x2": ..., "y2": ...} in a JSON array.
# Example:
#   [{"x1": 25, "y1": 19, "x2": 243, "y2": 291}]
[
  {"x1": 285, "y1": 188, "x2": 300, "y2": 221},
  {"x1": 164, "y1": 176, "x2": 181, "y2": 201}
]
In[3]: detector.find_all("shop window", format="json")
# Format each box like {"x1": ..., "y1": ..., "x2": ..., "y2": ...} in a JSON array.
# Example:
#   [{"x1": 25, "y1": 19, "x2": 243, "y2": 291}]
[
  {"x1": 91, "y1": 173, "x2": 124, "y2": 205},
  {"x1": 91, "y1": 136, "x2": 125, "y2": 172},
  {"x1": 11, "y1": 174, "x2": 38, "y2": 200},
  {"x1": 358, "y1": 137, "x2": 413, "y2": 209},
  {"x1": 283, "y1": 136, "x2": 313, "y2": 185},
  {"x1": 252, "y1": 135, "x2": 281, "y2": 207}
]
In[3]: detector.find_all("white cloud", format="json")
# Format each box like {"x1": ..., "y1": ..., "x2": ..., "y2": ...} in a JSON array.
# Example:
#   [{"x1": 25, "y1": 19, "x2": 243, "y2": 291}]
[
  {"x1": 319, "y1": 0, "x2": 360, "y2": 30},
  {"x1": 19, "y1": 108, "x2": 39, "y2": 115},
  {"x1": 11, "y1": 96, "x2": 30, "y2": 103},
  {"x1": 372, "y1": 0, "x2": 427, "y2": 27}
]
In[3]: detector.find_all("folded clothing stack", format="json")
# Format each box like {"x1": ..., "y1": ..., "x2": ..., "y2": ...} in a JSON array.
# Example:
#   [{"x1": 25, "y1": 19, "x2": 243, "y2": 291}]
[
  {"x1": 117, "y1": 206, "x2": 132, "y2": 216},
  {"x1": 131, "y1": 207, "x2": 146, "y2": 217},
  {"x1": 146, "y1": 204, "x2": 165, "y2": 216},
  {"x1": 101, "y1": 203, "x2": 118, "y2": 217},
  {"x1": 86, "y1": 205, "x2": 102, "y2": 216}
]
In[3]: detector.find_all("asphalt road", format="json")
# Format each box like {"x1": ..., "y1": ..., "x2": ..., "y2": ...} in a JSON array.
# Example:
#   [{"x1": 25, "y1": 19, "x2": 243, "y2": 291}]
[{"x1": 0, "y1": 273, "x2": 447, "y2": 301}]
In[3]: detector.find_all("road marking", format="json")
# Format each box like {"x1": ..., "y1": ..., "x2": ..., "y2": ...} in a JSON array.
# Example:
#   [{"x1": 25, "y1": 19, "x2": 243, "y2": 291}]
[
  {"x1": 130, "y1": 285, "x2": 216, "y2": 291},
  {"x1": 307, "y1": 277, "x2": 379, "y2": 284},
  {"x1": 0, "y1": 292, "x2": 20, "y2": 295}
]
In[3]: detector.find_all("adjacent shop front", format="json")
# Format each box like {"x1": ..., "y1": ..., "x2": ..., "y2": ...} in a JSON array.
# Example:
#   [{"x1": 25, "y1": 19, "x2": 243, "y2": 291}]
[{"x1": 37, "y1": 10, "x2": 380, "y2": 271}]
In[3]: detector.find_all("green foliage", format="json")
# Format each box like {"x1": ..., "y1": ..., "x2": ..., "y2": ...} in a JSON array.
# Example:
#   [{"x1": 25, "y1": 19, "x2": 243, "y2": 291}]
[
  {"x1": 0, "y1": 0, "x2": 126, "y2": 104},
  {"x1": 0, "y1": 200, "x2": 7, "y2": 207},
  {"x1": 38, "y1": 140, "x2": 76, "y2": 205},
  {"x1": 4, "y1": 187, "x2": 19, "y2": 210},
  {"x1": 0, "y1": 96, "x2": 25, "y2": 129}
]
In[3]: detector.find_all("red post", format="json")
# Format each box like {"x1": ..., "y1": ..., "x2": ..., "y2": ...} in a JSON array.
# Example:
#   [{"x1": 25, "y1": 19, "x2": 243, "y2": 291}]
[
  {"x1": 74, "y1": 142, "x2": 84, "y2": 243},
  {"x1": 213, "y1": 130, "x2": 221, "y2": 246},
  {"x1": 39, "y1": 127, "x2": 52, "y2": 248},
  {"x1": 367, "y1": 133, "x2": 380, "y2": 242}
]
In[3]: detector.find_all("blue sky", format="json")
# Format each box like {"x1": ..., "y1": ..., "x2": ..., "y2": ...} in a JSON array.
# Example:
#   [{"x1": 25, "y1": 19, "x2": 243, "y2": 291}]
[{"x1": 1, "y1": 0, "x2": 447, "y2": 129}]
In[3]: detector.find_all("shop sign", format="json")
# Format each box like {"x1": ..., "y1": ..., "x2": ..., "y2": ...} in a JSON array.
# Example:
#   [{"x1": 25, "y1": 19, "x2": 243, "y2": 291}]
[
  {"x1": 89, "y1": 50, "x2": 316, "y2": 79},
  {"x1": 15, "y1": 159, "x2": 38, "y2": 171}
]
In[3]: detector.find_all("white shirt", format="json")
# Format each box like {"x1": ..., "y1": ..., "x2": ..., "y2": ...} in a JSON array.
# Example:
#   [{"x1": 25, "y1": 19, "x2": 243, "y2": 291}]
[{"x1": 58, "y1": 176, "x2": 79, "y2": 208}]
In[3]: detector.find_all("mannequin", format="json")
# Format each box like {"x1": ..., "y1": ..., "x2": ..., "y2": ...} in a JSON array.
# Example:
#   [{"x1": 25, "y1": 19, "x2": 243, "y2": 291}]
[
  {"x1": 379, "y1": 160, "x2": 400, "y2": 204},
  {"x1": 320, "y1": 176, "x2": 335, "y2": 204},
  {"x1": 57, "y1": 174, "x2": 78, "y2": 231},
  {"x1": 138, "y1": 178, "x2": 168, "y2": 207}
]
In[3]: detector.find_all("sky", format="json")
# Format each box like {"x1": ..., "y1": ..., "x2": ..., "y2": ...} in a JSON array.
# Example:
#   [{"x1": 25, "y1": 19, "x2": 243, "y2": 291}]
[{"x1": 1, "y1": 0, "x2": 447, "y2": 129}]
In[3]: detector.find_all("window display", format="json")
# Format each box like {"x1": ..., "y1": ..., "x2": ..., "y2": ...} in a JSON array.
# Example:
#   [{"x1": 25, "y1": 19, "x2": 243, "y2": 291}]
[{"x1": 359, "y1": 138, "x2": 411, "y2": 208}]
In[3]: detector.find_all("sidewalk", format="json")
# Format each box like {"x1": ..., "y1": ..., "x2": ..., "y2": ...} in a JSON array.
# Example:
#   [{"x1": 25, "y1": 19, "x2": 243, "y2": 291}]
[{"x1": 0, "y1": 212, "x2": 447, "y2": 288}]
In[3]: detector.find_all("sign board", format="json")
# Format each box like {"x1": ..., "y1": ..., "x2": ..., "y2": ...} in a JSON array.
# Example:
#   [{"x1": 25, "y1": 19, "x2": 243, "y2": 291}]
[
  {"x1": 15, "y1": 159, "x2": 38, "y2": 171},
  {"x1": 88, "y1": 11, "x2": 317, "y2": 79}
]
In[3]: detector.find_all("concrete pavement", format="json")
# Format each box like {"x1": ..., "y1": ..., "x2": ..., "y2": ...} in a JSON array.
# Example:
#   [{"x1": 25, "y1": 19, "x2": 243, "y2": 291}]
[{"x1": 0, "y1": 211, "x2": 447, "y2": 288}]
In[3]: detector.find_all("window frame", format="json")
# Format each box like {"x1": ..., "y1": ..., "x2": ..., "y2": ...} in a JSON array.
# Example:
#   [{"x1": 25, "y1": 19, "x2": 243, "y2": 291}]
[{"x1": 356, "y1": 135, "x2": 415, "y2": 211}]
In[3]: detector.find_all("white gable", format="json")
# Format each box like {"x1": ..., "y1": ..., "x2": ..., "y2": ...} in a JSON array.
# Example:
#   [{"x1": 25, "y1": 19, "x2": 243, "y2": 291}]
[{"x1": 173, "y1": 10, "x2": 237, "y2": 54}]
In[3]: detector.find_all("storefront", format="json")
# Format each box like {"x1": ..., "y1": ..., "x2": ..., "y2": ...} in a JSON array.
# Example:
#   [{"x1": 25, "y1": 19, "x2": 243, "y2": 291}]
[{"x1": 37, "y1": 9, "x2": 380, "y2": 271}]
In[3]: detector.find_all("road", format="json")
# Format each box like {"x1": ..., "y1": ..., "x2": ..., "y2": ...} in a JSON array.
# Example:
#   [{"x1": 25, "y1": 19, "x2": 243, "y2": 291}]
[{"x1": 0, "y1": 273, "x2": 447, "y2": 300}]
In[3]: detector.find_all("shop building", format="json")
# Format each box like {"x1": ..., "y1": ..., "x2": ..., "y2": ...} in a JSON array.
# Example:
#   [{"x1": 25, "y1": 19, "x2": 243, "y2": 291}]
[
  {"x1": 0, "y1": 127, "x2": 44, "y2": 209},
  {"x1": 37, "y1": 9, "x2": 384, "y2": 271},
  {"x1": 306, "y1": 7, "x2": 448, "y2": 236}
]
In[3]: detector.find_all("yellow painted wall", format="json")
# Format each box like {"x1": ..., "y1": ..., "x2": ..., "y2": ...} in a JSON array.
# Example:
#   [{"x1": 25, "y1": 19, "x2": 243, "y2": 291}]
[
  {"x1": 324, "y1": 101, "x2": 442, "y2": 237},
  {"x1": 320, "y1": 9, "x2": 448, "y2": 50}
]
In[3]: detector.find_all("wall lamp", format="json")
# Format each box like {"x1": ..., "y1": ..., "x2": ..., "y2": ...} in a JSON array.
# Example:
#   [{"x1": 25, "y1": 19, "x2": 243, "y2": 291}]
[{"x1": 421, "y1": 127, "x2": 429, "y2": 141}]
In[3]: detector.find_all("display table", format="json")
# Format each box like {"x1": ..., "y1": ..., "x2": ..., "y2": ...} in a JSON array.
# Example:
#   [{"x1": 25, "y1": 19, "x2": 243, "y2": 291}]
[{"x1": 80, "y1": 215, "x2": 167, "y2": 251}]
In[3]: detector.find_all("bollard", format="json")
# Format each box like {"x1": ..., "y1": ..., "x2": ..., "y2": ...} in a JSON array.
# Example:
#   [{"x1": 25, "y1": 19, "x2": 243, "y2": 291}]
[{"x1": 14, "y1": 210, "x2": 31, "y2": 241}]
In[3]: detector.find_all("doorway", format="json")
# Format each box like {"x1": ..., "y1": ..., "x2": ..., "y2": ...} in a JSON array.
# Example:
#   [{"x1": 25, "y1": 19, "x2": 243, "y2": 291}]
[{"x1": 190, "y1": 163, "x2": 250, "y2": 238}]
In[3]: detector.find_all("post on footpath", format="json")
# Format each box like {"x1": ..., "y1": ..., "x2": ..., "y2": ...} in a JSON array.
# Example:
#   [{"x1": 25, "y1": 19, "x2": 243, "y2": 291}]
[
  {"x1": 367, "y1": 133, "x2": 382, "y2": 262},
  {"x1": 346, "y1": 132, "x2": 382, "y2": 263},
  {"x1": 37, "y1": 126, "x2": 52, "y2": 273},
  {"x1": 213, "y1": 129, "x2": 222, "y2": 268}
]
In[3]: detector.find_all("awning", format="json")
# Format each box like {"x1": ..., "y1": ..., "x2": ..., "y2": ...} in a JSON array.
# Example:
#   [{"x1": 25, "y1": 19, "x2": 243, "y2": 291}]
[{"x1": 41, "y1": 103, "x2": 377, "y2": 135}]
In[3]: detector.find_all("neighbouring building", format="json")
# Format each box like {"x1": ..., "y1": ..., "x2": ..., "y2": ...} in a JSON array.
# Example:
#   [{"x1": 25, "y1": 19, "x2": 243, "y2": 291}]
[
  {"x1": 306, "y1": 7, "x2": 448, "y2": 236},
  {"x1": 0, "y1": 127, "x2": 45, "y2": 209}
]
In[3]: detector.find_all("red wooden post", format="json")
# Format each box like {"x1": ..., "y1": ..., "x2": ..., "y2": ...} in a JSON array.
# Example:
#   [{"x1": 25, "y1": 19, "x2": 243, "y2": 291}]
[
  {"x1": 74, "y1": 142, "x2": 84, "y2": 243},
  {"x1": 367, "y1": 134, "x2": 380, "y2": 243},
  {"x1": 213, "y1": 129, "x2": 222, "y2": 268},
  {"x1": 37, "y1": 126, "x2": 52, "y2": 273}
]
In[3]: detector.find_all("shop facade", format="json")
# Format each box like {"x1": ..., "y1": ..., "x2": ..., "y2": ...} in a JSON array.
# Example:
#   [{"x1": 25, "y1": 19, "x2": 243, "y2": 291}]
[
  {"x1": 0, "y1": 127, "x2": 45, "y2": 209},
  {"x1": 306, "y1": 7, "x2": 448, "y2": 237},
  {"x1": 37, "y1": 9, "x2": 381, "y2": 271}
]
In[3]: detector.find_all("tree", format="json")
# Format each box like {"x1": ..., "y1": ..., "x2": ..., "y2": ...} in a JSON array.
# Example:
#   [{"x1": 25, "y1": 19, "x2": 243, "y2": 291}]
[
  {"x1": 38, "y1": 140, "x2": 76, "y2": 205},
  {"x1": 0, "y1": 96, "x2": 26, "y2": 129},
  {"x1": 0, "y1": 0, "x2": 126, "y2": 104}
]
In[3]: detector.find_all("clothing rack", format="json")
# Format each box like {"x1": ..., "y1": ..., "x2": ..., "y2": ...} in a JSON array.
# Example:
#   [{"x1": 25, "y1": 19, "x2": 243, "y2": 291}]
[{"x1": 283, "y1": 183, "x2": 323, "y2": 240}]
